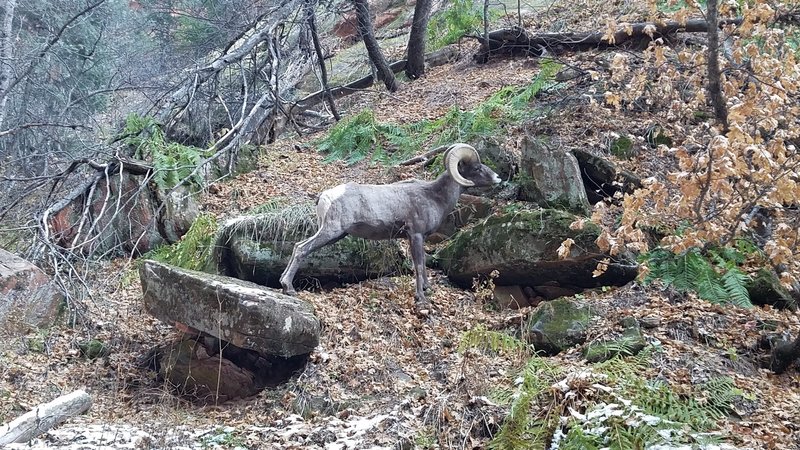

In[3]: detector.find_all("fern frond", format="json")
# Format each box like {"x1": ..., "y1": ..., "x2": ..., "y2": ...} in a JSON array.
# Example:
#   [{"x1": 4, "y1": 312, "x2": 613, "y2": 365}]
[{"x1": 721, "y1": 268, "x2": 753, "y2": 308}]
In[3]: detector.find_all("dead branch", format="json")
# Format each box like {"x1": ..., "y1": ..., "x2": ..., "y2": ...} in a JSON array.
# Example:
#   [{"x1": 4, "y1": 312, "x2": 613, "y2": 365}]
[
  {"x1": 0, "y1": 390, "x2": 91, "y2": 445},
  {"x1": 398, "y1": 144, "x2": 450, "y2": 166},
  {"x1": 706, "y1": 1, "x2": 729, "y2": 132},
  {"x1": 471, "y1": 18, "x2": 746, "y2": 63}
]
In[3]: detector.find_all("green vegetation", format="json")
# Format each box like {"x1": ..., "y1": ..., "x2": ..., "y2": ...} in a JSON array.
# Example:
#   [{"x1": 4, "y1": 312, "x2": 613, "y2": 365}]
[
  {"x1": 427, "y1": 0, "x2": 484, "y2": 49},
  {"x1": 643, "y1": 243, "x2": 755, "y2": 308},
  {"x1": 200, "y1": 426, "x2": 247, "y2": 449},
  {"x1": 316, "y1": 61, "x2": 561, "y2": 165},
  {"x1": 458, "y1": 329, "x2": 745, "y2": 450},
  {"x1": 121, "y1": 113, "x2": 210, "y2": 191},
  {"x1": 459, "y1": 324, "x2": 530, "y2": 354},
  {"x1": 145, "y1": 213, "x2": 218, "y2": 271}
]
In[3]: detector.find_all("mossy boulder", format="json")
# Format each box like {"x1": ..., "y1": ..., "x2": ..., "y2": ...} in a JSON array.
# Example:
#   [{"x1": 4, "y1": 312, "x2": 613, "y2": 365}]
[
  {"x1": 212, "y1": 203, "x2": 408, "y2": 289},
  {"x1": 436, "y1": 208, "x2": 636, "y2": 289},
  {"x1": 747, "y1": 269, "x2": 798, "y2": 311},
  {"x1": 525, "y1": 297, "x2": 592, "y2": 355}
]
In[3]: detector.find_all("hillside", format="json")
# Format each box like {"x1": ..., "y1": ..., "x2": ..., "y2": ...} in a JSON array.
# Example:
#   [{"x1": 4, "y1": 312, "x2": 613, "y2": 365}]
[{"x1": 2, "y1": 1, "x2": 800, "y2": 449}]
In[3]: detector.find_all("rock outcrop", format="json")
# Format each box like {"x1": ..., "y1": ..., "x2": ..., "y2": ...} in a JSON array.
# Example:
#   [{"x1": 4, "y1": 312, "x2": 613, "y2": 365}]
[
  {"x1": 0, "y1": 249, "x2": 63, "y2": 336},
  {"x1": 517, "y1": 135, "x2": 590, "y2": 214},
  {"x1": 436, "y1": 208, "x2": 637, "y2": 290},
  {"x1": 140, "y1": 260, "x2": 320, "y2": 357}
]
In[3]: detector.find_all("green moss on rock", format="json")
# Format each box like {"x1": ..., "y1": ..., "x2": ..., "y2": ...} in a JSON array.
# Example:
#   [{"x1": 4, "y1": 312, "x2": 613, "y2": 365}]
[
  {"x1": 437, "y1": 208, "x2": 606, "y2": 287},
  {"x1": 526, "y1": 297, "x2": 592, "y2": 355}
]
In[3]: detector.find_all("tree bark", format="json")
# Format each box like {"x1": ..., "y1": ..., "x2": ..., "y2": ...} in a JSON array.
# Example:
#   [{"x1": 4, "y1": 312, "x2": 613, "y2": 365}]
[
  {"x1": 405, "y1": 0, "x2": 432, "y2": 79},
  {"x1": 0, "y1": 390, "x2": 92, "y2": 445},
  {"x1": 706, "y1": 0, "x2": 729, "y2": 132},
  {"x1": 352, "y1": 0, "x2": 397, "y2": 92},
  {"x1": 0, "y1": 0, "x2": 17, "y2": 129}
]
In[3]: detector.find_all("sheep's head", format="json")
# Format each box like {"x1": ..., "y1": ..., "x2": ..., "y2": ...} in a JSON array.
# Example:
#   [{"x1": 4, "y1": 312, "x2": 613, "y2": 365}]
[{"x1": 445, "y1": 143, "x2": 502, "y2": 187}]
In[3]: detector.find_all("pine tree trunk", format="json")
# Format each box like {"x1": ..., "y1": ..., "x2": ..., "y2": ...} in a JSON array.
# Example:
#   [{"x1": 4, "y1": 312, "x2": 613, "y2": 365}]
[{"x1": 353, "y1": 0, "x2": 397, "y2": 92}]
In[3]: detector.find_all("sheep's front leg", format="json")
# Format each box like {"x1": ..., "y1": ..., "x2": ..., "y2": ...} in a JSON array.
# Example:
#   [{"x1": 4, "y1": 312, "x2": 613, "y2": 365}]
[
  {"x1": 409, "y1": 233, "x2": 430, "y2": 305},
  {"x1": 280, "y1": 227, "x2": 342, "y2": 296}
]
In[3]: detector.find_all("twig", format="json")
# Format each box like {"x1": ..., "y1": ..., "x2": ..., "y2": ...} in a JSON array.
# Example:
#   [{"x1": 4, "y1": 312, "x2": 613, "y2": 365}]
[{"x1": 398, "y1": 145, "x2": 450, "y2": 166}]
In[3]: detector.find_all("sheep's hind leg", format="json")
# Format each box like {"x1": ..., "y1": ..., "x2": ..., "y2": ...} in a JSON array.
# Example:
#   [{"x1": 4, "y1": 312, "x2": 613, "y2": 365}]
[{"x1": 280, "y1": 227, "x2": 343, "y2": 296}]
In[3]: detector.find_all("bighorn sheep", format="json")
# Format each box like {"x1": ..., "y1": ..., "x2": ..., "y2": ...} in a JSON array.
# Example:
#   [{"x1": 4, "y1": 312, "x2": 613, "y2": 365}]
[{"x1": 280, "y1": 143, "x2": 501, "y2": 306}]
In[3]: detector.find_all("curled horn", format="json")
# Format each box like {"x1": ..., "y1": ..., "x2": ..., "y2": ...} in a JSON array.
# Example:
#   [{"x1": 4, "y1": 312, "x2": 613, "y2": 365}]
[{"x1": 446, "y1": 143, "x2": 480, "y2": 187}]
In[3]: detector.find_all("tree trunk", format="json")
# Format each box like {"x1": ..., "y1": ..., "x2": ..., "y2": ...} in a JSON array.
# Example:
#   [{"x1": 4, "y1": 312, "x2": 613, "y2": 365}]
[
  {"x1": 305, "y1": 0, "x2": 339, "y2": 120},
  {"x1": 353, "y1": 0, "x2": 397, "y2": 92},
  {"x1": 405, "y1": 0, "x2": 432, "y2": 79},
  {"x1": 0, "y1": 390, "x2": 92, "y2": 445},
  {"x1": 0, "y1": 0, "x2": 16, "y2": 129},
  {"x1": 706, "y1": 0, "x2": 729, "y2": 132}
]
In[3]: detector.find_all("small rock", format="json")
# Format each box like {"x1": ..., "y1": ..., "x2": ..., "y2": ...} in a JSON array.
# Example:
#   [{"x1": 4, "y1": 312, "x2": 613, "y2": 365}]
[
  {"x1": 639, "y1": 315, "x2": 661, "y2": 329},
  {"x1": 493, "y1": 285, "x2": 530, "y2": 309}
]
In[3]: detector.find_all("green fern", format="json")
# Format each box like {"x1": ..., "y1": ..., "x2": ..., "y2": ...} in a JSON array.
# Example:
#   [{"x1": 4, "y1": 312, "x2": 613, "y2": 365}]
[
  {"x1": 486, "y1": 346, "x2": 743, "y2": 449},
  {"x1": 120, "y1": 113, "x2": 210, "y2": 191},
  {"x1": 145, "y1": 213, "x2": 218, "y2": 271},
  {"x1": 643, "y1": 246, "x2": 753, "y2": 307}
]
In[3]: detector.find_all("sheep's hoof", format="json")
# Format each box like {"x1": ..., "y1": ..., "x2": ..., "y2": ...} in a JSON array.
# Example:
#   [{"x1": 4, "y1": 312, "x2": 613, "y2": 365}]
[{"x1": 282, "y1": 287, "x2": 297, "y2": 296}]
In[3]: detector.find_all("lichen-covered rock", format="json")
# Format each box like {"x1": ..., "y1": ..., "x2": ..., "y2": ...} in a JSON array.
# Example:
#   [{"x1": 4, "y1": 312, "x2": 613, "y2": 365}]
[
  {"x1": 517, "y1": 135, "x2": 590, "y2": 214},
  {"x1": 159, "y1": 185, "x2": 200, "y2": 243},
  {"x1": 140, "y1": 260, "x2": 320, "y2": 357},
  {"x1": 0, "y1": 249, "x2": 64, "y2": 336},
  {"x1": 212, "y1": 204, "x2": 408, "y2": 289},
  {"x1": 525, "y1": 297, "x2": 592, "y2": 355},
  {"x1": 436, "y1": 208, "x2": 636, "y2": 289}
]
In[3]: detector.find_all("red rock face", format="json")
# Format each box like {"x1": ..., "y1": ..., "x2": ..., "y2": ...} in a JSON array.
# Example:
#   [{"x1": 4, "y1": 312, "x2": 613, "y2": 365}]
[
  {"x1": 46, "y1": 172, "x2": 168, "y2": 255},
  {"x1": 0, "y1": 249, "x2": 63, "y2": 335}
]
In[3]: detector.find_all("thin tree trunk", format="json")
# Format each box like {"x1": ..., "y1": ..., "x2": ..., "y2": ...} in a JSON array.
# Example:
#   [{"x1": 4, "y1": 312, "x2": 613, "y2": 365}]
[
  {"x1": 706, "y1": 0, "x2": 729, "y2": 132},
  {"x1": 405, "y1": 0, "x2": 432, "y2": 79},
  {"x1": 305, "y1": 0, "x2": 339, "y2": 119},
  {"x1": 352, "y1": 0, "x2": 397, "y2": 92},
  {"x1": 0, "y1": 0, "x2": 18, "y2": 129}
]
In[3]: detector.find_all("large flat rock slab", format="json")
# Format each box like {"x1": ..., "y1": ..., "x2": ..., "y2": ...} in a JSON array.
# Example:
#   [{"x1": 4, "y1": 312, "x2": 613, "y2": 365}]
[
  {"x1": 0, "y1": 249, "x2": 63, "y2": 336},
  {"x1": 140, "y1": 260, "x2": 320, "y2": 357}
]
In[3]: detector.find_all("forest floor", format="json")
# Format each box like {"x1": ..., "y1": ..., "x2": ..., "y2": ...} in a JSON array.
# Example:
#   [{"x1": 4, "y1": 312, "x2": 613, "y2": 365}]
[{"x1": 3, "y1": 6, "x2": 800, "y2": 450}]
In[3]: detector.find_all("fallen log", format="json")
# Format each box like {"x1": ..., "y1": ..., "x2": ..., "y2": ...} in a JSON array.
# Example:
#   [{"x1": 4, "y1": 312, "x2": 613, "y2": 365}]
[
  {"x1": 0, "y1": 389, "x2": 92, "y2": 445},
  {"x1": 472, "y1": 18, "x2": 745, "y2": 62}
]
